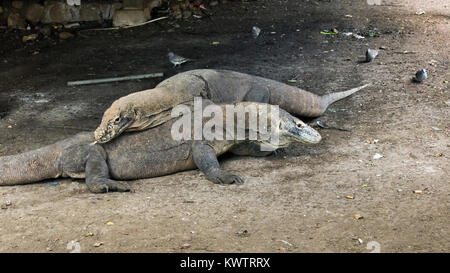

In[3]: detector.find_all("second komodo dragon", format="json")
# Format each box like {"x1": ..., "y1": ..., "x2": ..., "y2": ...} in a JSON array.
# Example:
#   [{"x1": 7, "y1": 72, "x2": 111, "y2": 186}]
[{"x1": 95, "y1": 69, "x2": 370, "y2": 143}]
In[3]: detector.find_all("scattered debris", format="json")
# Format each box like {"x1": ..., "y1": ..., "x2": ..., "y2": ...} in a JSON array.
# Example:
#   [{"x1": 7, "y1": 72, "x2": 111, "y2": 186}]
[
  {"x1": 93, "y1": 242, "x2": 103, "y2": 247},
  {"x1": 415, "y1": 10, "x2": 425, "y2": 15},
  {"x1": 85, "y1": 232, "x2": 94, "y2": 237},
  {"x1": 345, "y1": 195, "x2": 354, "y2": 199},
  {"x1": 397, "y1": 50, "x2": 417, "y2": 54},
  {"x1": 211, "y1": 41, "x2": 220, "y2": 46},
  {"x1": 431, "y1": 126, "x2": 441, "y2": 131},
  {"x1": 1, "y1": 201, "x2": 12, "y2": 209},
  {"x1": 367, "y1": 139, "x2": 379, "y2": 144},
  {"x1": 106, "y1": 221, "x2": 114, "y2": 226},
  {"x1": 46, "y1": 182, "x2": 60, "y2": 187},
  {"x1": 413, "y1": 190, "x2": 423, "y2": 194},
  {"x1": 252, "y1": 26, "x2": 261, "y2": 39},
  {"x1": 64, "y1": 22, "x2": 80, "y2": 29},
  {"x1": 429, "y1": 60, "x2": 438, "y2": 67},
  {"x1": 287, "y1": 79, "x2": 297, "y2": 83},
  {"x1": 236, "y1": 229, "x2": 250, "y2": 237},
  {"x1": 342, "y1": 32, "x2": 365, "y2": 39},
  {"x1": 433, "y1": 153, "x2": 443, "y2": 157},
  {"x1": 373, "y1": 153, "x2": 383, "y2": 160},
  {"x1": 320, "y1": 29, "x2": 338, "y2": 35},
  {"x1": 22, "y1": 34, "x2": 38, "y2": 42},
  {"x1": 354, "y1": 214, "x2": 364, "y2": 220},
  {"x1": 344, "y1": 14, "x2": 353, "y2": 18},
  {"x1": 278, "y1": 240, "x2": 293, "y2": 247},
  {"x1": 179, "y1": 243, "x2": 191, "y2": 249}
]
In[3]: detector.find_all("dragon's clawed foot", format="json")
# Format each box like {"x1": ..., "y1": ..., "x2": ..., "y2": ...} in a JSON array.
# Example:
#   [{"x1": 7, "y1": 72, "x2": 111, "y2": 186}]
[
  {"x1": 87, "y1": 179, "x2": 131, "y2": 193},
  {"x1": 207, "y1": 169, "x2": 244, "y2": 185}
]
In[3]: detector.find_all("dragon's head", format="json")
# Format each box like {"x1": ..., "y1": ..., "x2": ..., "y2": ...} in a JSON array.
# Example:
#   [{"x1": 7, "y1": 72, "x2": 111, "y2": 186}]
[{"x1": 94, "y1": 102, "x2": 137, "y2": 143}]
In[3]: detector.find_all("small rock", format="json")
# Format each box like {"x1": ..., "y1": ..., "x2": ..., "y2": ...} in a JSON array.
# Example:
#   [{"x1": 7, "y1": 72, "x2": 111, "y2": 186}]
[
  {"x1": 113, "y1": 9, "x2": 146, "y2": 27},
  {"x1": 93, "y1": 242, "x2": 103, "y2": 247},
  {"x1": 179, "y1": 243, "x2": 191, "y2": 249},
  {"x1": 59, "y1": 32, "x2": 74, "y2": 39},
  {"x1": 12, "y1": 1, "x2": 24, "y2": 9},
  {"x1": 354, "y1": 214, "x2": 364, "y2": 220},
  {"x1": 22, "y1": 34, "x2": 38, "y2": 43},
  {"x1": 8, "y1": 12, "x2": 26, "y2": 29},
  {"x1": 25, "y1": 4, "x2": 45, "y2": 23},
  {"x1": 373, "y1": 153, "x2": 383, "y2": 160}
]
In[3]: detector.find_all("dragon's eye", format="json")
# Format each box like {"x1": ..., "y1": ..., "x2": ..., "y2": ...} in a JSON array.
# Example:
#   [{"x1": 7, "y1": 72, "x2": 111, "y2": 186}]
[{"x1": 114, "y1": 117, "x2": 121, "y2": 123}]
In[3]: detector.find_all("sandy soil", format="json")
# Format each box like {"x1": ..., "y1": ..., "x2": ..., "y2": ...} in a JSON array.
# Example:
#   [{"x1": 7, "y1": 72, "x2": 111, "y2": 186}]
[{"x1": 0, "y1": 0, "x2": 448, "y2": 253}]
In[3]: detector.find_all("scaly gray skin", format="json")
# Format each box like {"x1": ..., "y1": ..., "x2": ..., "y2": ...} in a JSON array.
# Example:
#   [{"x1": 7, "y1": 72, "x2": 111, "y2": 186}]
[
  {"x1": 95, "y1": 69, "x2": 370, "y2": 143},
  {"x1": 0, "y1": 102, "x2": 321, "y2": 193}
]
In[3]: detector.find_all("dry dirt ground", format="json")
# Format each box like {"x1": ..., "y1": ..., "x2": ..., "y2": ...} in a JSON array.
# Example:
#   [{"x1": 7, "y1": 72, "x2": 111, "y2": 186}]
[{"x1": 0, "y1": 0, "x2": 449, "y2": 253}]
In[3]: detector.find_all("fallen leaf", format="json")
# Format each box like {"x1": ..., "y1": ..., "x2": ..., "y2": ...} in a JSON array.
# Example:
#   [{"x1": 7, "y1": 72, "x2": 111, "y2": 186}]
[
  {"x1": 179, "y1": 243, "x2": 191, "y2": 249},
  {"x1": 106, "y1": 221, "x2": 114, "y2": 226},
  {"x1": 413, "y1": 190, "x2": 423, "y2": 194},
  {"x1": 345, "y1": 195, "x2": 354, "y2": 199},
  {"x1": 211, "y1": 41, "x2": 220, "y2": 45}
]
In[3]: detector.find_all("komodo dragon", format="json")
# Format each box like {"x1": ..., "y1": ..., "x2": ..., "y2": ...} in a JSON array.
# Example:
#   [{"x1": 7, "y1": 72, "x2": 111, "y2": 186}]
[
  {"x1": 94, "y1": 69, "x2": 370, "y2": 143},
  {"x1": 0, "y1": 102, "x2": 321, "y2": 193}
]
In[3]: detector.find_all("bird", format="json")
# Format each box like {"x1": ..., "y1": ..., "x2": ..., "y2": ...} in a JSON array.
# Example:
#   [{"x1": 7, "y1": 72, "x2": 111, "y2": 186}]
[
  {"x1": 252, "y1": 26, "x2": 261, "y2": 39},
  {"x1": 413, "y1": 69, "x2": 427, "y2": 83},
  {"x1": 365, "y1": 48, "x2": 379, "y2": 62},
  {"x1": 168, "y1": 52, "x2": 191, "y2": 68}
]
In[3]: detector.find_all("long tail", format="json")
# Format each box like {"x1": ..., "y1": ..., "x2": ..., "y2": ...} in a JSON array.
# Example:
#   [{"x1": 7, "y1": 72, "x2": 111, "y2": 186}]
[
  {"x1": 0, "y1": 145, "x2": 63, "y2": 186},
  {"x1": 267, "y1": 79, "x2": 371, "y2": 117},
  {"x1": 320, "y1": 84, "x2": 371, "y2": 112},
  {"x1": 0, "y1": 133, "x2": 92, "y2": 186}
]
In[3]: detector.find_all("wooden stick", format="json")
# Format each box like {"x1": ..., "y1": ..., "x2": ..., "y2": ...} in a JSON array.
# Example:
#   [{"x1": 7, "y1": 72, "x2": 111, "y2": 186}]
[
  {"x1": 79, "y1": 16, "x2": 168, "y2": 32},
  {"x1": 67, "y1": 72, "x2": 164, "y2": 86}
]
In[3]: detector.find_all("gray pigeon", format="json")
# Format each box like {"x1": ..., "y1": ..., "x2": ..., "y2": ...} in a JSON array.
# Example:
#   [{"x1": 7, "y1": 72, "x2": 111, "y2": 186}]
[
  {"x1": 365, "y1": 48, "x2": 379, "y2": 62},
  {"x1": 252, "y1": 26, "x2": 261, "y2": 39},
  {"x1": 413, "y1": 69, "x2": 427, "y2": 83},
  {"x1": 168, "y1": 52, "x2": 191, "y2": 68}
]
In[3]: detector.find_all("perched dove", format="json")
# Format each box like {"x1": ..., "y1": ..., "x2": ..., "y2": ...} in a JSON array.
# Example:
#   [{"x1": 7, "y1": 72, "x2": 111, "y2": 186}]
[
  {"x1": 413, "y1": 69, "x2": 427, "y2": 83},
  {"x1": 168, "y1": 52, "x2": 191, "y2": 68},
  {"x1": 252, "y1": 26, "x2": 261, "y2": 39},
  {"x1": 365, "y1": 48, "x2": 379, "y2": 62}
]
